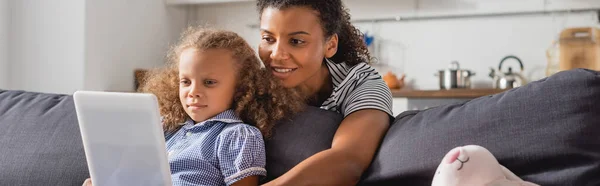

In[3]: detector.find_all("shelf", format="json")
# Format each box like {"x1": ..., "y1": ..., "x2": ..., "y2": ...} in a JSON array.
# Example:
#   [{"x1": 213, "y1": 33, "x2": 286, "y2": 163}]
[{"x1": 391, "y1": 88, "x2": 507, "y2": 99}]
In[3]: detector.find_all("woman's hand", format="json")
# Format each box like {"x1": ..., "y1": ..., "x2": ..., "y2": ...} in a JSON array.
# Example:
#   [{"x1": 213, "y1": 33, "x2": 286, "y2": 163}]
[
  {"x1": 231, "y1": 176, "x2": 259, "y2": 186},
  {"x1": 82, "y1": 178, "x2": 92, "y2": 186}
]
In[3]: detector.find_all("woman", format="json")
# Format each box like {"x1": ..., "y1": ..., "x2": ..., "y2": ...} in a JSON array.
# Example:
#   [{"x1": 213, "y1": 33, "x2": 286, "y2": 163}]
[{"x1": 257, "y1": 0, "x2": 393, "y2": 185}]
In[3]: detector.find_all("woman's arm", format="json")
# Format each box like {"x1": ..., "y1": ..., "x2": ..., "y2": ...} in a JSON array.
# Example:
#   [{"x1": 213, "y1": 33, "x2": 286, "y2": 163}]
[
  {"x1": 82, "y1": 178, "x2": 92, "y2": 186},
  {"x1": 263, "y1": 109, "x2": 390, "y2": 186},
  {"x1": 231, "y1": 176, "x2": 259, "y2": 186}
]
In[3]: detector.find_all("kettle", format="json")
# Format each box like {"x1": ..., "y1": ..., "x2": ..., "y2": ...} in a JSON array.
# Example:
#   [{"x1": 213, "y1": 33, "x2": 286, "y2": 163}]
[{"x1": 489, "y1": 55, "x2": 527, "y2": 89}]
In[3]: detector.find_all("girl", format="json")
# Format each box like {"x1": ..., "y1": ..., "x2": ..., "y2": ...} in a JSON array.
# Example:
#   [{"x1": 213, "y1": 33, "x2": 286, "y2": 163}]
[
  {"x1": 256, "y1": 0, "x2": 394, "y2": 185},
  {"x1": 84, "y1": 27, "x2": 304, "y2": 186}
]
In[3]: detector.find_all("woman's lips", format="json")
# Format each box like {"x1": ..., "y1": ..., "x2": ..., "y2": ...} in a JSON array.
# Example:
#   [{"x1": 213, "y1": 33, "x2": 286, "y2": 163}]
[{"x1": 270, "y1": 66, "x2": 298, "y2": 79}]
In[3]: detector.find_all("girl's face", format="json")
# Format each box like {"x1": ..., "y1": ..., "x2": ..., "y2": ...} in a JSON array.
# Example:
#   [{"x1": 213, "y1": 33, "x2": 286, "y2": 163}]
[
  {"x1": 178, "y1": 48, "x2": 238, "y2": 123},
  {"x1": 258, "y1": 6, "x2": 338, "y2": 89}
]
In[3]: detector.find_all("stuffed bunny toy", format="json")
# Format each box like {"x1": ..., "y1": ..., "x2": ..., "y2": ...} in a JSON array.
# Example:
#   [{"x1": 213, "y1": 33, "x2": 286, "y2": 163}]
[{"x1": 432, "y1": 145, "x2": 539, "y2": 186}]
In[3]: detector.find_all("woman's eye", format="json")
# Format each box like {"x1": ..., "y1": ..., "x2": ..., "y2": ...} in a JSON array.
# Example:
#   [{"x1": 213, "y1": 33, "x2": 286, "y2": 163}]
[
  {"x1": 262, "y1": 36, "x2": 275, "y2": 43},
  {"x1": 290, "y1": 38, "x2": 305, "y2": 45}
]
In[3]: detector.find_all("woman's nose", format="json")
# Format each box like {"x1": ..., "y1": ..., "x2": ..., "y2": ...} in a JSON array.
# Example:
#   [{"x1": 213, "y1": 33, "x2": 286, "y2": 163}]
[{"x1": 270, "y1": 42, "x2": 290, "y2": 61}]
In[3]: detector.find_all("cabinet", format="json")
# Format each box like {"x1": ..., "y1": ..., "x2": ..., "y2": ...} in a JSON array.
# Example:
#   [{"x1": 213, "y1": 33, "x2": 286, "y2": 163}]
[
  {"x1": 165, "y1": 0, "x2": 252, "y2": 5},
  {"x1": 545, "y1": 0, "x2": 600, "y2": 11},
  {"x1": 391, "y1": 89, "x2": 506, "y2": 116}
]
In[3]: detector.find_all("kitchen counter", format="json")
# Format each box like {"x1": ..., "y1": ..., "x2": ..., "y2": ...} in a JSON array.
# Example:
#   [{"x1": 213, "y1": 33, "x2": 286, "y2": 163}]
[
  {"x1": 390, "y1": 88, "x2": 509, "y2": 116},
  {"x1": 391, "y1": 88, "x2": 507, "y2": 99}
]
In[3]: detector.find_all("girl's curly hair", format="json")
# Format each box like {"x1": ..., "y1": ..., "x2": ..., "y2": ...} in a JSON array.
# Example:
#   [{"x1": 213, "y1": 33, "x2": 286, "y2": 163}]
[
  {"x1": 257, "y1": 0, "x2": 371, "y2": 66},
  {"x1": 140, "y1": 27, "x2": 305, "y2": 137}
]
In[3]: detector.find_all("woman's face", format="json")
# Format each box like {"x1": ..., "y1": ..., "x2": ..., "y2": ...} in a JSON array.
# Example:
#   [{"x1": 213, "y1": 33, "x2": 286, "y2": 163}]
[{"x1": 258, "y1": 6, "x2": 337, "y2": 88}]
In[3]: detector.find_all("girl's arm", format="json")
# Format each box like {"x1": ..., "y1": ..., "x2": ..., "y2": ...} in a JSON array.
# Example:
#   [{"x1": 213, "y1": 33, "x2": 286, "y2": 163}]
[{"x1": 263, "y1": 109, "x2": 390, "y2": 186}]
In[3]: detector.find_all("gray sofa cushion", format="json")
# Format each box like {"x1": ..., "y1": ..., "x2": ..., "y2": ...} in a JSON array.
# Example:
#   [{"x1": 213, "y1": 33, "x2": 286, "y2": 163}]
[
  {"x1": 0, "y1": 89, "x2": 343, "y2": 185},
  {"x1": 0, "y1": 90, "x2": 89, "y2": 186},
  {"x1": 360, "y1": 69, "x2": 600, "y2": 186},
  {"x1": 262, "y1": 106, "x2": 343, "y2": 182}
]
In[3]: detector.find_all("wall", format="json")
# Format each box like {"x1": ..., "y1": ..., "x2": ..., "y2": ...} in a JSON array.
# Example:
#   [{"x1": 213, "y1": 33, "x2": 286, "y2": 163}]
[
  {"x1": 193, "y1": 2, "x2": 260, "y2": 50},
  {"x1": 0, "y1": 0, "x2": 8, "y2": 89},
  {"x1": 9, "y1": 0, "x2": 85, "y2": 94},
  {"x1": 84, "y1": 0, "x2": 189, "y2": 92},
  {"x1": 356, "y1": 11, "x2": 599, "y2": 90},
  {"x1": 6, "y1": 0, "x2": 188, "y2": 94},
  {"x1": 193, "y1": 0, "x2": 600, "y2": 90}
]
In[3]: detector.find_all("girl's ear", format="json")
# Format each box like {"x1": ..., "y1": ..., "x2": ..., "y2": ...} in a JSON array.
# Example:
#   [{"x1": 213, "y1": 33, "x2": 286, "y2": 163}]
[{"x1": 324, "y1": 34, "x2": 338, "y2": 58}]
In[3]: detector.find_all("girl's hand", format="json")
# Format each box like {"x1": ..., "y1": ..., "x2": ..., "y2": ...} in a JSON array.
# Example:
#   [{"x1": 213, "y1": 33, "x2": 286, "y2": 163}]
[{"x1": 82, "y1": 178, "x2": 93, "y2": 186}]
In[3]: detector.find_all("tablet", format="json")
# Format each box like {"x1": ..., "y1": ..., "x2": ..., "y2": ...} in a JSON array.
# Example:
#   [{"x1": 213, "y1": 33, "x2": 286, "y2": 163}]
[{"x1": 73, "y1": 91, "x2": 172, "y2": 186}]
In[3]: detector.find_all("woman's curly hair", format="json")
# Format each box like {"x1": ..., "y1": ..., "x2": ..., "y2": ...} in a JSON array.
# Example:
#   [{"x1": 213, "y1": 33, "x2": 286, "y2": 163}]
[
  {"x1": 140, "y1": 27, "x2": 305, "y2": 137},
  {"x1": 257, "y1": 0, "x2": 371, "y2": 66}
]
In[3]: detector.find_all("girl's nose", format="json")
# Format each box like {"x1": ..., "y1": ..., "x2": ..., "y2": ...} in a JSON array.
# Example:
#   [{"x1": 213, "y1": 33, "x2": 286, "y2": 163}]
[{"x1": 188, "y1": 85, "x2": 204, "y2": 98}]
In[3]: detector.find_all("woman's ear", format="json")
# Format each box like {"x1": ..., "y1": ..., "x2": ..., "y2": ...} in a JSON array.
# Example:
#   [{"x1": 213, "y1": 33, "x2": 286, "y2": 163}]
[{"x1": 324, "y1": 34, "x2": 338, "y2": 58}]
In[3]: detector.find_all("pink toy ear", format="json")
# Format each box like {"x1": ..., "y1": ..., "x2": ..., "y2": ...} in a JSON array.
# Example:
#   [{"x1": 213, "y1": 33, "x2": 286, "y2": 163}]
[{"x1": 445, "y1": 147, "x2": 461, "y2": 164}]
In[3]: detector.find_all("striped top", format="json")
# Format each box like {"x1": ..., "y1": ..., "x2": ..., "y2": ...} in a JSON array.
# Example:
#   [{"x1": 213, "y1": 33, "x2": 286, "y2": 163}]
[{"x1": 321, "y1": 59, "x2": 393, "y2": 117}]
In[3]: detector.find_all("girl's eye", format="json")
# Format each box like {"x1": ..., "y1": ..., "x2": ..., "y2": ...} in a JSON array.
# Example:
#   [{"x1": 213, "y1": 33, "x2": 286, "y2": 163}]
[
  {"x1": 180, "y1": 79, "x2": 190, "y2": 85},
  {"x1": 204, "y1": 80, "x2": 217, "y2": 86}
]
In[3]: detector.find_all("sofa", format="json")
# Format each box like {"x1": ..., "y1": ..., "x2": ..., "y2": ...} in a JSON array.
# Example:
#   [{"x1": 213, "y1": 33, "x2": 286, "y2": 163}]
[{"x1": 1, "y1": 68, "x2": 599, "y2": 186}]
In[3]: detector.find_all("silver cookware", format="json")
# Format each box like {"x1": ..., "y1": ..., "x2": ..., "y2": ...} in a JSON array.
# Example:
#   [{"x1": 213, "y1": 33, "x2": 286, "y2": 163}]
[
  {"x1": 489, "y1": 55, "x2": 527, "y2": 89},
  {"x1": 435, "y1": 61, "x2": 476, "y2": 90}
]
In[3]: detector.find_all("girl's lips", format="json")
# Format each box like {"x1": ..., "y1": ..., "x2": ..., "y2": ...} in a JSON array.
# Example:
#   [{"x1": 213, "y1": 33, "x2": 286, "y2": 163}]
[{"x1": 187, "y1": 105, "x2": 207, "y2": 110}]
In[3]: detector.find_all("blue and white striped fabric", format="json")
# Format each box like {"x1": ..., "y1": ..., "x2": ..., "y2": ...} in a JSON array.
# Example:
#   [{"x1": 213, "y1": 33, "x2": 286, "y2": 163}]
[{"x1": 164, "y1": 109, "x2": 266, "y2": 186}]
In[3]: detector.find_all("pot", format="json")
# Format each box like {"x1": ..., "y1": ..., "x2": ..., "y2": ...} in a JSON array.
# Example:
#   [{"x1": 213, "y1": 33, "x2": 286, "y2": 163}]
[{"x1": 435, "y1": 61, "x2": 476, "y2": 90}]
